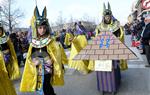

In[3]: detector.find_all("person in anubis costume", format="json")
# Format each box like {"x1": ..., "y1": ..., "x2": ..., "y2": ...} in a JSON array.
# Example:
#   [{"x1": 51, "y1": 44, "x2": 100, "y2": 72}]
[
  {"x1": 0, "y1": 22, "x2": 20, "y2": 95},
  {"x1": 95, "y1": 3, "x2": 127, "y2": 94},
  {"x1": 68, "y1": 22, "x2": 93, "y2": 74},
  {"x1": 20, "y1": 6, "x2": 68, "y2": 95},
  {"x1": 95, "y1": 2, "x2": 127, "y2": 71}
]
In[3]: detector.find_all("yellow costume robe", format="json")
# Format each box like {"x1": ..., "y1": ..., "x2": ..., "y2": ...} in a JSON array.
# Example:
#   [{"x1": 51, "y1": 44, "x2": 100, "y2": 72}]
[
  {"x1": 0, "y1": 51, "x2": 17, "y2": 95},
  {"x1": 68, "y1": 35, "x2": 92, "y2": 74},
  {"x1": 64, "y1": 32, "x2": 74, "y2": 46},
  {"x1": 0, "y1": 38, "x2": 20, "y2": 80},
  {"x1": 95, "y1": 20, "x2": 128, "y2": 70},
  {"x1": 0, "y1": 27, "x2": 19, "y2": 94},
  {"x1": 20, "y1": 39, "x2": 68, "y2": 92}
]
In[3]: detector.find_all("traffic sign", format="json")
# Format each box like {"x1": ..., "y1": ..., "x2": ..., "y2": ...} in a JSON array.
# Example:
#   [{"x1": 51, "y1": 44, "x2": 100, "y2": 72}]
[{"x1": 142, "y1": 0, "x2": 150, "y2": 9}]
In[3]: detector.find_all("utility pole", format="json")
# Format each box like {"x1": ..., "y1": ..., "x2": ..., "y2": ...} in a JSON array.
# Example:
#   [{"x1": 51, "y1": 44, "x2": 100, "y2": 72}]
[
  {"x1": 0, "y1": 6, "x2": 2, "y2": 22},
  {"x1": 8, "y1": 0, "x2": 12, "y2": 33}
]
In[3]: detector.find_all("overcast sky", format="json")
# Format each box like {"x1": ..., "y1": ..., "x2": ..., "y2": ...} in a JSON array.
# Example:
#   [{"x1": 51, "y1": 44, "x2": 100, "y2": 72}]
[{"x1": 0, "y1": 0, "x2": 136, "y2": 27}]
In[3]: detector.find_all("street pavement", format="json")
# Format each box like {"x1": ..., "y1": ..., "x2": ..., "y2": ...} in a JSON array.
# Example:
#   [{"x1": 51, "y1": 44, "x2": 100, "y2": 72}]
[{"x1": 14, "y1": 35, "x2": 150, "y2": 95}]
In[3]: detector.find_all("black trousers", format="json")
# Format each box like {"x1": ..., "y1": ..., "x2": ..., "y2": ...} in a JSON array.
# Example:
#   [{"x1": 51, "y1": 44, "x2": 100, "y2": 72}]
[
  {"x1": 43, "y1": 74, "x2": 55, "y2": 95},
  {"x1": 145, "y1": 45, "x2": 150, "y2": 65}
]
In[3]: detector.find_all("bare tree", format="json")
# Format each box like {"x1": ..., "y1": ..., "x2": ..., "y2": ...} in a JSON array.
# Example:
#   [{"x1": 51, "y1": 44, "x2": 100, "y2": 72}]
[
  {"x1": 1, "y1": 0, "x2": 24, "y2": 33},
  {"x1": 82, "y1": 13, "x2": 90, "y2": 21},
  {"x1": 80, "y1": 13, "x2": 97, "y2": 32},
  {"x1": 68, "y1": 15, "x2": 74, "y2": 23},
  {"x1": 55, "y1": 11, "x2": 65, "y2": 28}
]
